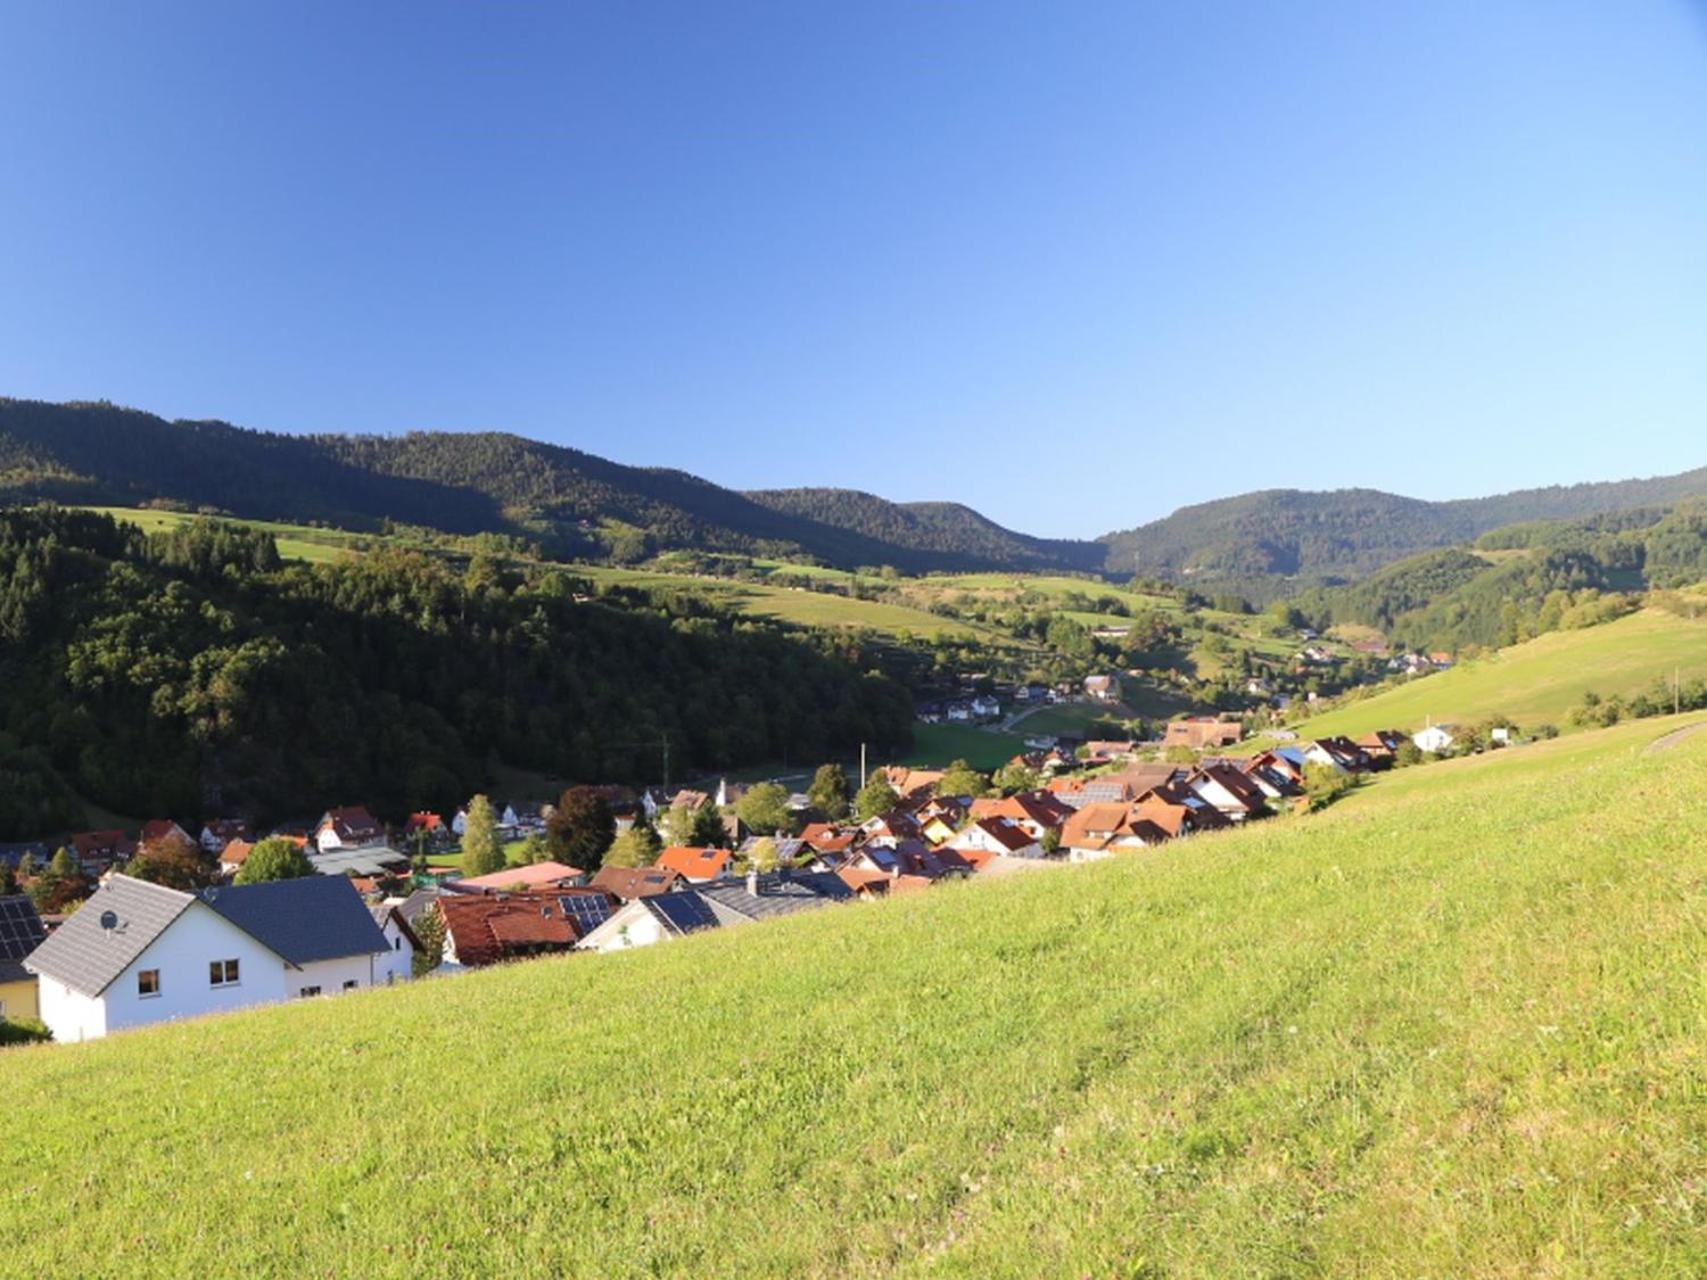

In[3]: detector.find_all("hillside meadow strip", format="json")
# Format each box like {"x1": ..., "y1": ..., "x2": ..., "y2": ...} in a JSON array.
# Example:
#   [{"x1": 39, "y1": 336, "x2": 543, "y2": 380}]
[
  {"x1": 1297, "y1": 607, "x2": 1707, "y2": 741},
  {"x1": 1, "y1": 718, "x2": 1703, "y2": 1277}
]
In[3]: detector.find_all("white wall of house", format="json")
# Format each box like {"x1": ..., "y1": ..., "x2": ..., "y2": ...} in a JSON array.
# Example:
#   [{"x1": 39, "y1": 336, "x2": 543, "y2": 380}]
[
  {"x1": 1413, "y1": 727, "x2": 1456, "y2": 753},
  {"x1": 373, "y1": 917, "x2": 414, "y2": 985},
  {"x1": 292, "y1": 952, "x2": 384, "y2": 998},
  {"x1": 38, "y1": 904, "x2": 287, "y2": 1043},
  {"x1": 578, "y1": 904, "x2": 671, "y2": 953},
  {"x1": 37, "y1": 975, "x2": 107, "y2": 1043},
  {"x1": 34, "y1": 902, "x2": 395, "y2": 1041}
]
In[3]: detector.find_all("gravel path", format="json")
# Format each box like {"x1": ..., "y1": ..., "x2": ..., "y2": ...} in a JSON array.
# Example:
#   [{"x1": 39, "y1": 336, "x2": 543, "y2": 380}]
[{"x1": 1643, "y1": 719, "x2": 1707, "y2": 755}]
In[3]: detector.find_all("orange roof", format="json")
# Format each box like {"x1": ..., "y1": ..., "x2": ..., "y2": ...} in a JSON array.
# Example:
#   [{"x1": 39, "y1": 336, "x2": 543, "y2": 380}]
[
  {"x1": 219, "y1": 839, "x2": 256, "y2": 865},
  {"x1": 799, "y1": 823, "x2": 856, "y2": 853},
  {"x1": 655, "y1": 846, "x2": 732, "y2": 880},
  {"x1": 835, "y1": 866, "x2": 891, "y2": 894}
]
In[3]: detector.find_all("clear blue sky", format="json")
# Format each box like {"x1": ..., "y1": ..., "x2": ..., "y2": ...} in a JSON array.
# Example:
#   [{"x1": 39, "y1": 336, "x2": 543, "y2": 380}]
[{"x1": 3, "y1": 2, "x2": 1705, "y2": 537}]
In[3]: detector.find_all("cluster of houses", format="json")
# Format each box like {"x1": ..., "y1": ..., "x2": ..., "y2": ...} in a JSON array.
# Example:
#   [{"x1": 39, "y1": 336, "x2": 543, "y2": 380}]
[
  {"x1": 0, "y1": 717, "x2": 1439, "y2": 1046},
  {"x1": 917, "y1": 674, "x2": 1123, "y2": 725}
]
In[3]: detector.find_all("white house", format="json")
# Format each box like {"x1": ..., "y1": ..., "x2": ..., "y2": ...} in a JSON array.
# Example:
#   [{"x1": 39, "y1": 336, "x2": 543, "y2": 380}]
[
  {"x1": 575, "y1": 891, "x2": 722, "y2": 954},
  {"x1": 945, "y1": 819, "x2": 1043, "y2": 861},
  {"x1": 1412, "y1": 724, "x2": 1459, "y2": 754},
  {"x1": 368, "y1": 904, "x2": 419, "y2": 984},
  {"x1": 314, "y1": 805, "x2": 384, "y2": 851},
  {"x1": 27, "y1": 874, "x2": 400, "y2": 1043}
]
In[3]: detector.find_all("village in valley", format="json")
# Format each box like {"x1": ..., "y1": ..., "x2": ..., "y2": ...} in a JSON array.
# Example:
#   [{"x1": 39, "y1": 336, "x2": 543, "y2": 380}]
[{"x1": 0, "y1": 648, "x2": 1487, "y2": 1046}]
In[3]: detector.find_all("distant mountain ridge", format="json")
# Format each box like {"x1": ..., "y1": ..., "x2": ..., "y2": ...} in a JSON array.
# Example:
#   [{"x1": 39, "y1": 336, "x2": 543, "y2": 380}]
[
  {"x1": 3, "y1": 396, "x2": 1706, "y2": 583},
  {"x1": 1098, "y1": 469, "x2": 1707, "y2": 585}
]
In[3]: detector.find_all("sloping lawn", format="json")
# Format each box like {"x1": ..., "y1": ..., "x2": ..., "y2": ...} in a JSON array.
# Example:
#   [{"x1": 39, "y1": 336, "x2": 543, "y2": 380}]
[{"x1": 0, "y1": 717, "x2": 1702, "y2": 1277}]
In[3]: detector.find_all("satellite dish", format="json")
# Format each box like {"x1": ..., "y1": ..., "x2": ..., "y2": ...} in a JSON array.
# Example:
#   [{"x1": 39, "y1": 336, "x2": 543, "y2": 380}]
[{"x1": 98, "y1": 909, "x2": 118, "y2": 932}]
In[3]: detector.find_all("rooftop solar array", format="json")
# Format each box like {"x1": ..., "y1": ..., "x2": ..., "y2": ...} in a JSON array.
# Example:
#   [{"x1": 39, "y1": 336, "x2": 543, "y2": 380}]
[
  {"x1": 646, "y1": 892, "x2": 721, "y2": 936},
  {"x1": 556, "y1": 894, "x2": 615, "y2": 933},
  {"x1": 0, "y1": 895, "x2": 47, "y2": 961}
]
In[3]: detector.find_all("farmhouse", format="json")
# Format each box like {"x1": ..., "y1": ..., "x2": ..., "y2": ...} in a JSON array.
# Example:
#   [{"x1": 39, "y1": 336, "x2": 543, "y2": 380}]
[
  {"x1": 27, "y1": 875, "x2": 398, "y2": 1042},
  {"x1": 1413, "y1": 723, "x2": 1459, "y2": 753},
  {"x1": 1083, "y1": 674, "x2": 1121, "y2": 701},
  {"x1": 314, "y1": 805, "x2": 384, "y2": 851},
  {"x1": 1161, "y1": 717, "x2": 1244, "y2": 750}
]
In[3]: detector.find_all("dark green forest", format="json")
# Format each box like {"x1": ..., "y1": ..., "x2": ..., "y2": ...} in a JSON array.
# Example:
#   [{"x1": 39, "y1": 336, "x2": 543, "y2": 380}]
[
  {"x1": 0, "y1": 398, "x2": 1093, "y2": 574},
  {"x1": 743, "y1": 488, "x2": 1102, "y2": 573},
  {"x1": 0, "y1": 508, "x2": 912, "y2": 839},
  {"x1": 1101, "y1": 471, "x2": 1707, "y2": 592},
  {"x1": 1289, "y1": 502, "x2": 1707, "y2": 651},
  {"x1": 10, "y1": 396, "x2": 1707, "y2": 589}
]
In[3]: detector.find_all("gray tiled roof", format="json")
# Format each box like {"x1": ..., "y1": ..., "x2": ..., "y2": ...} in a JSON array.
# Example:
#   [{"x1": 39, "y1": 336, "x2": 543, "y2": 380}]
[
  {"x1": 24, "y1": 876, "x2": 195, "y2": 997},
  {"x1": 199, "y1": 876, "x2": 388, "y2": 966},
  {"x1": 308, "y1": 847, "x2": 410, "y2": 878},
  {"x1": 694, "y1": 872, "x2": 852, "y2": 923}
]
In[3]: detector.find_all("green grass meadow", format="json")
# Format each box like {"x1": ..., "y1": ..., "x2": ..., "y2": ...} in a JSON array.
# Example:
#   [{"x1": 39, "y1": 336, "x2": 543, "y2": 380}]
[
  {"x1": 2, "y1": 716, "x2": 1703, "y2": 1277},
  {"x1": 1297, "y1": 608, "x2": 1707, "y2": 739}
]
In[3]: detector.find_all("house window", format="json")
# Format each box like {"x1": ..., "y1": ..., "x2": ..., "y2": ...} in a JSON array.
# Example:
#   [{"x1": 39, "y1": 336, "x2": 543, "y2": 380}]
[
  {"x1": 298, "y1": 985, "x2": 321, "y2": 998},
  {"x1": 393, "y1": 936, "x2": 401, "y2": 950},
  {"x1": 138, "y1": 969, "x2": 161, "y2": 998},
  {"x1": 342, "y1": 979, "x2": 358, "y2": 990},
  {"x1": 209, "y1": 959, "x2": 240, "y2": 987}
]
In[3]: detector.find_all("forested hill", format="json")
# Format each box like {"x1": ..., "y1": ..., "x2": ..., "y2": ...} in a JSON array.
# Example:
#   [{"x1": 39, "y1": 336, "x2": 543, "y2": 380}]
[
  {"x1": 743, "y1": 487, "x2": 1103, "y2": 573},
  {"x1": 0, "y1": 507, "x2": 913, "y2": 838},
  {"x1": 7, "y1": 396, "x2": 1707, "y2": 585},
  {"x1": 1100, "y1": 468, "x2": 1707, "y2": 586},
  {"x1": 0, "y1": 398, "x2": 1097, "y2": 573}
]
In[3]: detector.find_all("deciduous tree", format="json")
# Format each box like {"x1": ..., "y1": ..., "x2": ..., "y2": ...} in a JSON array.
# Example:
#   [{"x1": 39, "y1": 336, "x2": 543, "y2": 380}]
[
  {"x1": 460, "y1": 795, "x2": 504, "y2": 877},
  {"x1": 234, "y1": 836, "x2": 315, "y2": 885},
  {"x1": 806, "y1": 764, "x2": 851, "y2": 820}
]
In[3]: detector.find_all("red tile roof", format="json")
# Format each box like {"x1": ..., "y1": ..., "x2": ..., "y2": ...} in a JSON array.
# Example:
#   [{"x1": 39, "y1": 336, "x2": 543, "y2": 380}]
[{"x1": 438, "y1": 892, "x2": 601, "y2": 967}]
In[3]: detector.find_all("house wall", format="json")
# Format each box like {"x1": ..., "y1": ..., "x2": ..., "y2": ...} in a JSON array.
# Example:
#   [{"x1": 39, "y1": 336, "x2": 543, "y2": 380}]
[
  {"x1": 102, "y1": 905, "x2": 288, "y2": 1036},
  {"x1": 0, "y1": 975, "x2": 39, "y2": 1022},
  {"x1": 38, "y1": 974, "x2": 105, "y2": 1042},
  {"x1": 292, "y1": 952, "x2": 383, "y2": 998},
  {"x1": 374, "y1": 918, "x2": 414, "y2": 985},
  {"x1": 580, "y1": 905, "x2": 670, "y2": 953}
]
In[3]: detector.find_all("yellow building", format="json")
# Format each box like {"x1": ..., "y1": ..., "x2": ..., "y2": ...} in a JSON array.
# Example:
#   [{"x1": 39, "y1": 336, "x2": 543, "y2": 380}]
[{"x1": 0, "y1": 895, "x2": 47, "y2": 1023}]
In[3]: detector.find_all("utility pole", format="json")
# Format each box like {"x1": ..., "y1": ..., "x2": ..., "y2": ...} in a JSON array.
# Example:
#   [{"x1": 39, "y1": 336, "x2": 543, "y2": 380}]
[
  {"x1": 859, "y1": 741, "x2": 867, "y2": 789},
  {"x1": 1675, "y1": 667, "x2": 1681, "y2": 717},
  {"x1": 662, "y1": 736, "x2": 670, "y2": 792}
]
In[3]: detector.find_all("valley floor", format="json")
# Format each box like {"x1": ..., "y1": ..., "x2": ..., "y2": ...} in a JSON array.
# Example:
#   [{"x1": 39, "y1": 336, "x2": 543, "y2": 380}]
[{"x1": 1, "y1": 718, "x2": 1703, "y2": 1277}]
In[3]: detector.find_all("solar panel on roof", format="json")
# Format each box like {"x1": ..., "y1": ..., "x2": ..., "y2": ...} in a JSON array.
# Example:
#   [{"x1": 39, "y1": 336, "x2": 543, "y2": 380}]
[
  {"x1": 0, "y1": 897, "x2": 47, "y2": 960},
  {"x1": 648, "y1": 892, "x2": 719, "y2": 935},
  {"x1": 556, "y1": 894, "x2": 615, "y2": 933}
]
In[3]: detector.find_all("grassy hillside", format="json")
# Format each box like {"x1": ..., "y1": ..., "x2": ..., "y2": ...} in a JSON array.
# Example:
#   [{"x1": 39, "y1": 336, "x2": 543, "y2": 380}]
[
  {"x1": 1295, "y1": 608, "x2": 1707, "y2": 738},
  {"x1": 3, "y1": 717, "x2": 1704, "y2": 1277}
]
